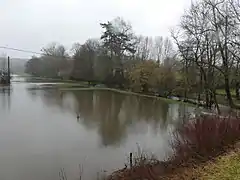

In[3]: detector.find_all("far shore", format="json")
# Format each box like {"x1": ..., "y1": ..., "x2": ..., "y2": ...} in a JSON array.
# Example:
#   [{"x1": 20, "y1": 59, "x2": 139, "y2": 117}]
[
  {"x1": 21, "y1": 76, "x2": 237, "y2": 110},
  {"x1": 27, "y1": 81, "x2": 197, "y2": 105}
]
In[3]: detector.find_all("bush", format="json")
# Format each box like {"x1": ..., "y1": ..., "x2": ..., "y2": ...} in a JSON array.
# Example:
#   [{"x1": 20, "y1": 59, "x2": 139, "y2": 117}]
[
  {"x1": 171, "y1": 115, "x2": 240, "y2": 164},
  {"x1": 108, "y1": 147, "x2": 160, "y2": 180},
  {"x1": 107, "y1": 116, "x2": 240, "y2": 180},
  {"x1": 128, "y1": 146, "x2": 159, "y2": 168}
]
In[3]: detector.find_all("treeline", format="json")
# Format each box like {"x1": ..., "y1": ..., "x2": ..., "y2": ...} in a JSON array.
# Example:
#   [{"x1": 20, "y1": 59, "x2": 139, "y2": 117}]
[
  {"x1": 25, "y1": 17, "x2": 178, "y2": 94},
  {"x1": 25, "y1": 0, "x2": 240, "y2": 110},
  {"x1": 172, "y1": 0, "x2": 240, "y2": 110}
]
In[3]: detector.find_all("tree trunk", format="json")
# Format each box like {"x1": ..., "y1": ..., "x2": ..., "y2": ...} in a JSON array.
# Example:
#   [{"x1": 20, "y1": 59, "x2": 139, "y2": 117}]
[
  {"x1": 184, "y1": 87, "x2": 187, "y2": 101},
  {"x1": 224, "y1": 76, "x2": 235, "y2": 108},
  {"x1": 197, "y1": 93, "x2": 201, "y2": 104},
  {"x1": 209, "y1": 92, "x2": 213, "y2": 109},
  {"x1": 205, "y1": 90, "x2": 210, "y2": 109},
  {"x1": 201, "y1": 69, "x2": 210, "y2": 108},
  {"x1": 235, "y1": 82, "x2": 239, "y2": 100},
  {"x1": 213, "y1": 90, "x2": 221, "y2": 114},
  {"x1": 142, "y1": 84, "x2": 148, "y2": 93},
  {"x1": 198, "y1": 72, "x2": 203, "y2": 104}
]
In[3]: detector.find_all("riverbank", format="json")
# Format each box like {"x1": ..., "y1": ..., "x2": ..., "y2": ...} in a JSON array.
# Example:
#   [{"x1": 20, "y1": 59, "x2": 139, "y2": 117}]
[
  {"x1": 106, "y1": 115, "x2": 240, "y2": 180},
  {"x1": 59, "y1": 87, "x2": 189, "y2": 104},
  {"x1": 23, "y1": 76, "x2": 240, "y2": 113},
  {"x1": 50, "y1": 82, "x2": 240, "y2": 110},
  {"x1": 25, "y1": 80, "x2": 189, "y2": 104},
  {"x1": 27, "y1": 81, "x2": 212, "y2": 108},
  {"x1": 197, "y1": 148, "x2": 240, "y2": 180},
  {"x1": 21, "y1": 76, "x2": 237, "y2": 107},
  {"x1": 107, "y1": 147, "x2": 240, "y2": 180},
  {"x1": 26, "y1": 80, "x2": 237, "y2": 111},
  {"x1": 159, "y1": 147, "x2": 240, "y2": 180}
]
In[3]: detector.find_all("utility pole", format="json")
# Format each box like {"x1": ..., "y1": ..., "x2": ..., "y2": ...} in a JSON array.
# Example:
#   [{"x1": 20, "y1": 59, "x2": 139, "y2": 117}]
[{"x1": 7, "y1": 56, "x2": 10, "y2": 84}]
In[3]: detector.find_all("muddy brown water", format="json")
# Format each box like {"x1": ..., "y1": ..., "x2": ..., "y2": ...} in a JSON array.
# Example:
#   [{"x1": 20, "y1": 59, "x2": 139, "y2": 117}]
[{"x1": 0, "y1": 76, "x2": 195, "y2": 180}]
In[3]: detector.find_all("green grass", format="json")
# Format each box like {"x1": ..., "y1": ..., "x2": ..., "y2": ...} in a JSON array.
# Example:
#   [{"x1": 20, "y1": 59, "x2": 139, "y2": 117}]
[
  {"x1": 216, "y1": 89, "x2": 235, "y2": 96},
  {"x1": 215, "y1": 90, "x2": 240, "y2": 106},
  {"x1": 167, "y1": 149, "x2": 240, "y2": 180},
  {"x1": 175, "y1": 71, "x2": 183, "y2": 81},
  {"x1": 198, "y1": 150, "x2": 240, "y2": 180}
]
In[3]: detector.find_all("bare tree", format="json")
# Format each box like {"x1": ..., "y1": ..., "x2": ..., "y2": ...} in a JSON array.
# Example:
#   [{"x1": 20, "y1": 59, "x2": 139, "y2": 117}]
[
  {"x1": 172, "y1": 0, "x2": 223, "y2": 111},
  {"x1": 154, "y1": 36, "x2": 164, "y2": 64}
]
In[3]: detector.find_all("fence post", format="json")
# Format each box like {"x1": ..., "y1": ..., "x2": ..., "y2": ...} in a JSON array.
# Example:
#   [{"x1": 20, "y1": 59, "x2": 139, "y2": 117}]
[
  {"x1": 7, "y1": 56, "x2": 10, "y2": 84},
  {"x1": 130, "y1": 152, "x2": 133, "y2": 168}
]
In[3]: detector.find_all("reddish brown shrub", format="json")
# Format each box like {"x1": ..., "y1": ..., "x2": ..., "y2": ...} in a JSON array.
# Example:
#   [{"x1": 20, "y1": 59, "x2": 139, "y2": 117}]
[
  {"x1": 108, "y1": 115, "x2": 240, "y2": 180},
  {"x1": 171, "y1": 115, "x2": 240, "y2": 163}
]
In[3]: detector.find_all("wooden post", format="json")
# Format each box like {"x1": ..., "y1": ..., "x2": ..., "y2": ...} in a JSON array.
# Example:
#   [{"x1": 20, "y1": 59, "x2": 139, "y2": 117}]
[
  {"x1": 130, "y1": 152, "x2": 133, "y2": 168},
  {"x1": 7, "y1": 56, "x2": 10, "y2": 84}
]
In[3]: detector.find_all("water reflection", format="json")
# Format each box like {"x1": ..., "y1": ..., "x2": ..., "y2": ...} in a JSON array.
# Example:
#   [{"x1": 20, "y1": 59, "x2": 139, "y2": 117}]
[
  {"x1": 27, "y1": 88, "x2": 194, "y2": 147},
  {"x1": 0, "y1": 85, "x2": 12, "y2": 111}
]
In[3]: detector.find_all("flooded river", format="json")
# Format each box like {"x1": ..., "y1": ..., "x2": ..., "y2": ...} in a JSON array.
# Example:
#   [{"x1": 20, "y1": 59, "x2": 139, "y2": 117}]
[{"x1": 0, "y1": 76, "x2": 195, "y2": 180}]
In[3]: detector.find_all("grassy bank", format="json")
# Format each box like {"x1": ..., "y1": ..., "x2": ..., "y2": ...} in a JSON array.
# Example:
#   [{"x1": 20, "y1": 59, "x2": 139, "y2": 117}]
[
  {"x1": 106, "y1": 115, "x2": 240, "y2": 180},
  {"x1": 25, "y1": 77, "x2": 240, "y2": 109},
  {"x1": 28, "y1": 81, "x2": 236, "y2": 108},
  {"x1": 198, "y1": 149, "x2": 240, "y2": 180},
  {"x1": 216, "y1": 89, "x2": 235, "y2": 96},
  {"x1": 162, "y1": 148, "x2": 240, "y2": 180},
  {"x1": 59, "y1": 85, "x2": 240, "y2": 108},
  {"x1": 56, "y1": 81, "x2": 240, "y2": 107},
  {"x1": 215, "y1": 89, "x2": 240, "y2": 107},
  {"x1": 24, "y1": 76, "x2": 240, "y2": 108},
  {"x1": 59, "y1": 86, "x2": 188, "y2": 104},
  {"x1": 25, "y1": 78, "x2": 188, "y2": 104}
]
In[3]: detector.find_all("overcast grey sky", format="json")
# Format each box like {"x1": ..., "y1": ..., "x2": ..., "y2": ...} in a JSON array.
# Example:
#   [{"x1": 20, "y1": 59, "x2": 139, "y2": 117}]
[{"x1": 0, "y1": 0, "x2": 191, "y2": 58}]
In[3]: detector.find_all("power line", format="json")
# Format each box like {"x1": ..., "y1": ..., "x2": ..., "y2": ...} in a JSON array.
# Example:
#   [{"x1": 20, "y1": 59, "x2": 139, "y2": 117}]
[
  {"x1": 0, "y1": 46, "x2": 43, "y2": 55},
  {"x1": 0, "y1": 46, "x2": 74, "y2": 60}
]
